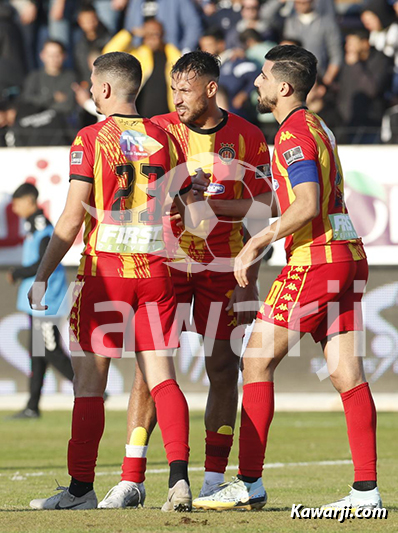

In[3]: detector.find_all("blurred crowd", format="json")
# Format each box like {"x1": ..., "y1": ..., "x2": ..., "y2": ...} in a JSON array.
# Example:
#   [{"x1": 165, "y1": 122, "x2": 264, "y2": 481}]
[{"x1": 1, "y1": 0, "x2": 398, "y2": 146}]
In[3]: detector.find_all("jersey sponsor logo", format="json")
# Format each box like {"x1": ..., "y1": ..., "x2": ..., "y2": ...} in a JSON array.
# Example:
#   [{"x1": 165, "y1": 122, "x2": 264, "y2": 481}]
[
  {"x1": 255, "y1": 164, "x2": 271, "y2": 179},
  {"x1": 272, "y1": 178, "x2": 279, "y2": 191},
  {"x1": 218, "y1": 143, "x2": 236, "y2": 165},
  {"x1": 282, "y1": 146, "x2": 304, "y2": 166},
  {"x1": 96, "y1": 223, "x2": 164, "y2": 254},
  {"x1": 73, "y1": 136, "x2": 84, "y2": 147},
  {"x1": 329, "y1": 214, "x2": 359, "y2": 241},
  {"x1": 71, "y1": 151, "x2": 83, "y2": 165},
  {"x1": 206, "y1": 183, "x2": 225, "y2": 195},
  {"x1": 257, "y1": 142, "x2": 268, "y2": 154},
  {"x1": 120, "y1": 130, "x2": 163, "y2": 161},
  {"x1": 279, "y1": 131, "x2": 296, "y2": 144}
]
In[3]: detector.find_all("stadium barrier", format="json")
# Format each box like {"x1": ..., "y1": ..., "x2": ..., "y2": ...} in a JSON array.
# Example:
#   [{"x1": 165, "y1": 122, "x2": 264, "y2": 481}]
[{"x1": 0, "y1": 146, "x2": 397, "y2": 410}]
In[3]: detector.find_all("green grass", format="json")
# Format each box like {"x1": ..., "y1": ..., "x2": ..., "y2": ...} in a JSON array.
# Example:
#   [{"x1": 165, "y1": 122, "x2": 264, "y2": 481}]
[{"x1": 0, "y1": 411, "x2": 397, "y2": 532}]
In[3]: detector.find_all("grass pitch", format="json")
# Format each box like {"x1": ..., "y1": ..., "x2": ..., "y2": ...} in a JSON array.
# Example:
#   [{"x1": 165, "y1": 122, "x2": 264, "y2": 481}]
[{"x1": 1, "y1": 410, "x2": 397, "y2": 532}]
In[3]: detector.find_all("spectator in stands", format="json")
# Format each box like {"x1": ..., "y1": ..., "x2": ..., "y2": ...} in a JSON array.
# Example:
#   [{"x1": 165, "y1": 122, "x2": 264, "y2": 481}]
[
  {"x1": 239, "y1": 28, "x2": 276, "y2": 68},
  {"x1": 104, "y1": 19, "x2": 180, "y2": 117},
  {"x1": 361, "y1": 0, "x2": 398, "y2": 98},
  {"x1": 74, "y1": 4, "x2": 110, "y2": 84},
  {"x1": 206, "y1": 0, "x2": 242, "y2": 39},
  {"x1": 123, "y1": 0, "x2": 202, "y2": 53},
  {"x1": 72, "y1": 48, "x2": 105, "y2": 126},
  {"x1": 0, "y1": 2, "x2": 26, "y2": 98},
  {"x1": 226, "y1": 0, "x2": 276, "y2": 49},
  {"x1": 336, "y1": 28, "x2": 393, "y2": 143},
  {"x1": 21, "y1": 39, "x2": 76, "y2": 117},
  {"x1": 199, "y1": 27, "x2": 258, "y2": 119},
  {"x1": 306, "y1": 77, "x2": 341, "y2": 135},
  {"x1": 265, "y1": 0, "x2": 343, "y2": 85}
]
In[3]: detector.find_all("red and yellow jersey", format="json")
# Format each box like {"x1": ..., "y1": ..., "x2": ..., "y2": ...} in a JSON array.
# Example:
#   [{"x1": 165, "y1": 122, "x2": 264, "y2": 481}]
[
  {"x1": 272, "y1": 108, "x2": 366, "y2": 266},
  {"x1": 69, "y1": 114, "x2": 191, "y2": 278},
  {"x1": 152, "y1": 110, "x2": 271, "y2": 264}
]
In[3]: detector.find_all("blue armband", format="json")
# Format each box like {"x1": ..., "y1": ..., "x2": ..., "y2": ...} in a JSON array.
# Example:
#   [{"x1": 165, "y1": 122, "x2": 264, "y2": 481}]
[{"x1": 287, "y1": 160, "x2": 319, "y2": 188}]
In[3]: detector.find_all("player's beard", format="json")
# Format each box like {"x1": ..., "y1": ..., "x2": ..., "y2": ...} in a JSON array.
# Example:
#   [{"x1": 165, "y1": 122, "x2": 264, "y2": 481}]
[
  {"x1": 257, "y1": 93, "x2": 277, "y2": 114},
  {"x1": 178, "y1": 95, "x2": 208, "y2": 125}
]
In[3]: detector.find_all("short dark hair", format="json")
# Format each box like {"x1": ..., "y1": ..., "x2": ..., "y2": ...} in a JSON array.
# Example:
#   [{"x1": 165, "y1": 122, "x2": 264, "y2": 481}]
[
  {"x1": 239, "y1": 28, "x2": 262, "y2": 45},
  {"x1": 78, "y1": 3, "x2": 97, "y2": 16},
  {"x1": 171, "y1": 51, "x2": 220, "y2": 82},
  {"x1": 265, "y1": 45, "x2": 317, "y2": 100},
  {"x1": 345, "y1": 28, "x2": 370, "y2": 40},
  {"x1": 93, "y1": 52, "x2": 142, "y2": 96},
  {"x1": 201, "y1": 27, "x2": 225, "y2": 42},
  {"x1": 42, "y1": 39, "x2": 66, "y2": 53},
  {"x1": 13, "y1": 183, "x2": 39, "y2": 200}
]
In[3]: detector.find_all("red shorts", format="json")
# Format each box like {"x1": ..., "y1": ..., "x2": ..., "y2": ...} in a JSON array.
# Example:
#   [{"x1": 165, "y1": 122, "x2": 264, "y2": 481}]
[
  {"x1": 257, "y1": 259, "x2": 368, "y2": 343},
  {"x1": 69, "y1": 275, "x2": 179, "y2": 358},
  {"x1": 170, "y1": 267, "x2": 243, "y2": 340}
]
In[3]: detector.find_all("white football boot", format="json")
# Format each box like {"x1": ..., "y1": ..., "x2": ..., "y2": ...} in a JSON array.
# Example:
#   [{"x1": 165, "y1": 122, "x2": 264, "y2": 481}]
[
  {"x1": 161, "y1": 480, "x2": 192, "y2": 512},
  {"x1": 193, "y1": 477, "x2": 267, "y2": 511},
  {"x1": 98, "y1": 481, "x2": 145, "y2": 509},
  {"x1": 321, "y1": 486, "x2": 382, "y2": 512}
]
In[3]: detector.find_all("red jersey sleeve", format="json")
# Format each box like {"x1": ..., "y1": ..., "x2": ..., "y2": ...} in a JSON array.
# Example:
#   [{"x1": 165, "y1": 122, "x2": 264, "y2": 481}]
[
  {"x1": 276, "y1": 127, "x2": 318, "y2": 168},
  {"x1": 69, "y1": 129, "x2": 95, "y2": 183},
  {"x1": 242, "y1": 127, "x2": 271, "y2": 199}
]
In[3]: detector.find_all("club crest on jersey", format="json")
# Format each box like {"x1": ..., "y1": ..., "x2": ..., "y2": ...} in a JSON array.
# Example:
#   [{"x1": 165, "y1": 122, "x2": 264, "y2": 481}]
[
  {"x1": 120, "y1": 130, "x2": 163, "y2": 161},
  {"x1": 206, "y1": 183, "x2": 225, "y2": 195},
  {"x1": 218, "y1": 143, "x2": 235, "y2": 165},
  {"x1": 282, "y1": 146, "x2": 304, "y2": 166},
  {"x1": 71, "y1": 151, "x2": 83, "y2": 165},
  {"x1": 256, "y1": 164, "x2": 272, "y2": 179}
]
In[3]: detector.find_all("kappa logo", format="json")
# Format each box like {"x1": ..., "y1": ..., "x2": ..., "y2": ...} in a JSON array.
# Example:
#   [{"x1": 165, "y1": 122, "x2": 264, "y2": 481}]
[
  {"x1": 218, "y1": 143, "x2": 235, "y2": 164},
  {"x1": 280, "y1": 294, "x2": 294, "y2": 302},
  {"x1": 257, "y1": 142, "x2": 268, "y2": 154},
  {"x1": 286, "y1": 283, "x2": 299, "y2": 291},
  {"x1": 279, "y1": 131, "x2": 296, "y2": 144},
  {"x1": 73, "y1": 136, "x2": 84, "y2": 147}
]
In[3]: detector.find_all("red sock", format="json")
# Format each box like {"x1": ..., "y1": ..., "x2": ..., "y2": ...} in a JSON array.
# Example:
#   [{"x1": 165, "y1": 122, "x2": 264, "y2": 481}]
[
  {"x1": 68, "y1": 397, "x2": 105, "y2": 483},
  {"x1": 151, "y1": 379, "x2": 189, "y2": 463},
  {"x1": 238, "y1": 382, "x2": 274, "y2": 479},
  {"x1": 121, "y1": 457, "x2": 147, "y2": 483},
  {"x1": 341, "y1": 382, "x2": 377, "y2": 482},
  {"x1": 205, "y1": 431, "x2": 233, "y2": 473}
]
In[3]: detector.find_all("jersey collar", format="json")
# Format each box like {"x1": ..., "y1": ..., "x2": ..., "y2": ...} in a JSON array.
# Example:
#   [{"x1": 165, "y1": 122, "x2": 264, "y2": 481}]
[
  {"x1": 185, "y1": 109, "x2": 228, "y2": 135},
  {"x1": 110, "y1": 114, "x2": 144, "y2": 119},
  {"x1": 279, "y1": 106, "x2": 308, "y2": 128}
]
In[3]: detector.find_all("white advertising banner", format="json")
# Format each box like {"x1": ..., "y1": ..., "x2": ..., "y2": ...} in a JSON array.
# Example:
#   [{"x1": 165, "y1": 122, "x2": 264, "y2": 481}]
[{"x1": 0, "y1": 145, "x2": 397, "y2": 266}]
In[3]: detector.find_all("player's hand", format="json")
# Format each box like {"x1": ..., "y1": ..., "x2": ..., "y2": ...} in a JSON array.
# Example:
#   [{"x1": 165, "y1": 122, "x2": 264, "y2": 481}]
[
  {"x1": 234, "y1": 238, "x2": 261, "y2": 288},
  {"x1": 28, "y1": 281, "x2": 48, "y2": 311},
  {"x1": 191, "y1": 168, "x2": 211, "y2": 199},
  {"x1": 166, "y1": 202, "x2": 184, "y2": 228},
  {"x1": 226, "y1": 283, "x2": 259, "y2": 326},
  {"x1": 6, "y1": 270, "x2": 15, "y2": 284}
]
